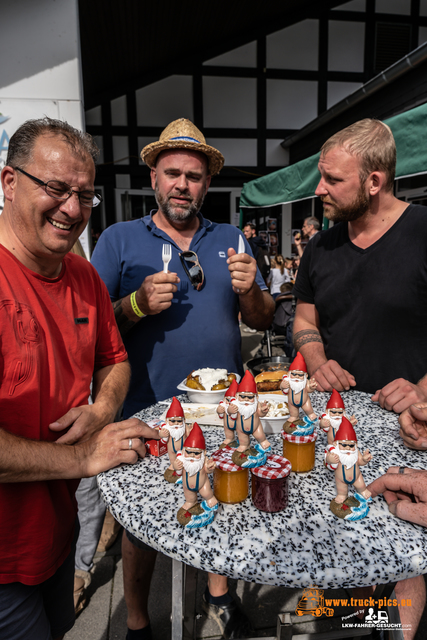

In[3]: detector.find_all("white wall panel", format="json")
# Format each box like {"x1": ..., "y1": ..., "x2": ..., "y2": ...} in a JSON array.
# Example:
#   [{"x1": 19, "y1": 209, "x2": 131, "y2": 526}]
[
  {"x1": 86, "y1": 106, "x2": 102, "y2": 126},
  {"x1": 328, "y1": 21, "x2": 365, "y2": 72},
  {"x1": 204, "y1": 42, "x2": 257, "y2": 67},
  {"x1": 376, "y1": 0, "x2": 410, "y2": 15},
  {"x1": 332, "y1": 0, "x2": 366, "y2": 11},
  {"x1": 266, "y1": 140, "x2": 290, "y2": 167},
  {"x1": 111, "y1": 95, "x2": 127, "y2": 126},
  {"x1": 267, "y1": 79, "x2": 317, "y2": 129},
  {"x1": 327, "y1": 81, "x2": 363, "y2": 109},
  {"x1": 205, "y1": 138, "x2": 257, "y2": 166},
  {"x1": 267, "y1": 20, "x2": 318, "y2": 70},
  {"x1": 419, "y1": 26, "x2": 427, "y2": 45},
  {"x1": 136, "y1": 76, "x2": 193, "y2": 127},
  {"x1": 203, "y1": 77, "x2": 256, "y2": 128},
  {"x1": 112, "y1": 136, "x2": 129, "y2": 165}
]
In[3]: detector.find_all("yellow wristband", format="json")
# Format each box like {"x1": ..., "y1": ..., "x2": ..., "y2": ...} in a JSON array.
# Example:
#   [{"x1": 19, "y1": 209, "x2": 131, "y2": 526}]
[{"x1": 130, "y1": 291, "x2": 145, "y2": 318}]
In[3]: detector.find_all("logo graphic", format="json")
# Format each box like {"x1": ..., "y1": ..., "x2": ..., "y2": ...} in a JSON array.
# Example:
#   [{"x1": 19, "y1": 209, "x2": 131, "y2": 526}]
[
  {"x1": 0, "y1": 114, "x2": 10, "y2": 125},
  {"x1": 295, "y1": 586, "x2": 334, "y2": 618}
]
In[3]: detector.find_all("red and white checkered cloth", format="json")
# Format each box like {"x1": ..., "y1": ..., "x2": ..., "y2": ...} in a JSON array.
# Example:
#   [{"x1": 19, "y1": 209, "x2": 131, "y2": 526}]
[
  {"x1": 212, "y1": 446, "x2": 243, "y2": 472},
  {"x1": 251, "y1": 454, "x2": 291, "y2": 479},
  {"x1": 281, "y1": 431, "x2": 318, "y2": 444}
]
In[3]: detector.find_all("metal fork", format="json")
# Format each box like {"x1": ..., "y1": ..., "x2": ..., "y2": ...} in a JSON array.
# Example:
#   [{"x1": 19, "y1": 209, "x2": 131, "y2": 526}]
[{"x1": 162, "y1": 244, "x2": 172, "y2": 272}]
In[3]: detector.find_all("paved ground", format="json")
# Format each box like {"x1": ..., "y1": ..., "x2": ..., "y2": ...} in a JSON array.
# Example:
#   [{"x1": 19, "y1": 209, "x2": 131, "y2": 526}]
[{"x1": 65, "y1": 328, "x2": 427, "y2": 639}]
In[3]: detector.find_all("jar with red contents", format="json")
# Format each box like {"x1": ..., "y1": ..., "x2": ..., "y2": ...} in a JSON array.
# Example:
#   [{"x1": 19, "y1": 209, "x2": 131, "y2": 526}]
[
  {"x1": 212, "y1": 446, "x2": 249, "y2": 504},
  {"x1": 251, "y1": 455, "x2": 291, "y2": 513},
  {"x1": 281, "y1": 431, "x2": 317, "y2": 473}
]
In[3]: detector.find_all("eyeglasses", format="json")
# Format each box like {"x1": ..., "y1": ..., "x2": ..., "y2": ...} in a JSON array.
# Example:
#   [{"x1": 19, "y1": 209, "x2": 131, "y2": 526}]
[
  {"x1": 179, "y1": 251, "x2": 204, "y2": 291},
  {"x1": 15, "y1": 167, "x2": 103, "y2": 208}
]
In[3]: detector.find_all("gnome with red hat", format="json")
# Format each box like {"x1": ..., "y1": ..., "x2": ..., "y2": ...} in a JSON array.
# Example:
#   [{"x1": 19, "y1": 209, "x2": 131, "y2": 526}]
[
  {"x1": 173, "y1": 422, "x2": 218, "y2": 527},
  {"x1": 216, "y1": 379, "x2": 240, "y2": 448},
  {"x1": 325, "y1": 417, "x2": 373, "y2": 520},
  {"x1": 320, "y1": 389, "x2": 357, "y2": 445},
  {"x1": 228, "y1": 370, "x2": 271, "y2": 468},
  {"x1": 280, "y1": 352, "x2": 317, "y2": 428},
  {"x1": 159, "y1": 397, "x2": 190, "y2": 483}
]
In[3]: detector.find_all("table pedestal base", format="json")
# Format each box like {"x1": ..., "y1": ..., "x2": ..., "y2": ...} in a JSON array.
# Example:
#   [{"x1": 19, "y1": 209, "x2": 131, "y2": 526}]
[{"x1": 170, "y1": 562, "x2": 402, "y2": 640}]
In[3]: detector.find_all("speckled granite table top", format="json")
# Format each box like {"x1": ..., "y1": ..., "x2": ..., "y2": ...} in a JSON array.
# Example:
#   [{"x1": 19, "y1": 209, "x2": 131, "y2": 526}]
[{"x1": 98, "y1": 391, "x2": 427, "y2": 589}]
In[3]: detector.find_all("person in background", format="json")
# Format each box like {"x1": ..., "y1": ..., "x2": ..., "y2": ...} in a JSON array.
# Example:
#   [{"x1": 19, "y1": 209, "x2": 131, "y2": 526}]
[
  {"x1": 294, "y1": 216, "x2": 320, "y2": 258},
  {"x1": 267, "y1": 254, "x2": 291, "y2": 300}
]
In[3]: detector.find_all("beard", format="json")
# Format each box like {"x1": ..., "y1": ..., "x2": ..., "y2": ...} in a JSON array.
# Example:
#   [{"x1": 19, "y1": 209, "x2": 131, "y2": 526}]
[
  {"x1": 235, "y1": 398, "x2": 258, "y2": 420},
  {"x1": 163, "y1": 423, "x2": 186, "y2": 441},
  {"x1": 182, "y1": 452, "x2": 205, "y2": 476},
  {"x1": 334, "y1": 445, "x2": 359, "y2": 469},
  {"x1": 155, "y1": 182, "x2": 205, "y2": 223},
  {"x1": 289, "y1": 375, "x2": 307, "y2": 394},
  {"x1": 322, "y1": 181, "x2": 370, "y2": 223},
  {"x1": 328, "y1": 414, "x2": 342, "y2": 430}
]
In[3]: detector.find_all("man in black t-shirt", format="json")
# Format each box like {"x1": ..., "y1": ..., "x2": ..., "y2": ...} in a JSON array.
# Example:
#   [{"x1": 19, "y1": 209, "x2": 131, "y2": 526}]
[
  {"x1": 293, "y1": 118, "x2": 427, "y2": 415},
  {"x1": 293, "y1": 119, "x2": 427, "y2": 639}
]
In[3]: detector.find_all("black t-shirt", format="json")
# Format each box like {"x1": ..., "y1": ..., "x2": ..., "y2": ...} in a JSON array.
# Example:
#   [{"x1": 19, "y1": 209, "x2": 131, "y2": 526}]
[{"x1": 293, "y1": 204, "x2": 427, "y2": 393}]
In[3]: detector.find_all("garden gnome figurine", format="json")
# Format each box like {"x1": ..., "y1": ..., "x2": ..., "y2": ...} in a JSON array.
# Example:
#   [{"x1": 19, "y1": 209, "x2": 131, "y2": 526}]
[
  {"x1": 159, "y1": 397, "x2": 187, "y2": 483},
  {"x1": 229, "y1": 370, "x2": 271, "y2": 468},
  {"x1": 281, "y1": 352, "x2": 317, "y2": 434},
  {"x1": 319, "y1": 389, "x2": 357, "y2": 445},
  {"x1": 325, "y1": 417, "x2": 372, "y2": 520},
  {"x1": 217, "y1": 379, "x2": 239, "y2": 448},
  {"x1": 173, "y1": 422, "x2": 218, "y2": 528}
]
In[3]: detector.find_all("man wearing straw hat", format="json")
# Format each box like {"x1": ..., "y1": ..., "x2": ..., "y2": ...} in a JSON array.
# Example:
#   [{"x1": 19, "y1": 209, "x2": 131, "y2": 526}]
[{"x1": 92, "y1": 118, "x2": 274, "y2": 640}]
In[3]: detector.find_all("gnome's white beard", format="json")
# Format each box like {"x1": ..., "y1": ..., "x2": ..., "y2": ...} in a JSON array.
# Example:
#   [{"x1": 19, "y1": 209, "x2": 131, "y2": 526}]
[
  {"x1": 289, "y1": 375, "x2": 307, "y2": 394},
  {"x1": 163, "y1": 423, "x2": 186, "y2": 441},
  {"x1": 335, "y1": 446, "x2": 358, "y2": 470},
  {"x1": 235, "y1": 398, "x2": 258, "y2": 420},
  {"x1": 328, "y1": 414, "x2": 342, "y2": 430},
  {"x1": 182, "y1": 452, "x2": 205, "y2": 476}
]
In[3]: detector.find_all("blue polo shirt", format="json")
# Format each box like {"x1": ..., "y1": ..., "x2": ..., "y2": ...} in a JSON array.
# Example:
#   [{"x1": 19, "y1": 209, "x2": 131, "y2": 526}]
[{"x1": 91, "y1": 213, "x2": 267, "y2": 416}]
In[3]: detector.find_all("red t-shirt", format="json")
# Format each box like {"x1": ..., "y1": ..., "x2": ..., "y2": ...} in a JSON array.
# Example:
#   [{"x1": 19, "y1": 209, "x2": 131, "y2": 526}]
[{"x1": 0, "y1": 246, "x2": 127, "y2": 585}]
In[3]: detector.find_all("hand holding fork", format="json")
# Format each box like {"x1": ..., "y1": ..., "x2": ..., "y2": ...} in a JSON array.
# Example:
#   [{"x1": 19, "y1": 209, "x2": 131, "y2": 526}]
[{"x1": 162, "y1": 244, "x2": 172, "y2": 273}]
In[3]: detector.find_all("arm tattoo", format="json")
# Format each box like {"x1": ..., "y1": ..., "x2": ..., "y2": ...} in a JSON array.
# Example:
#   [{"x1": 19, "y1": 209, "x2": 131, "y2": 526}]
[
  {"x1": 293, "y1": 329, "x2": 323, "y2": 351},
  {"x1": 113, "y1": 298, "x2": 139, "y2": 337}
]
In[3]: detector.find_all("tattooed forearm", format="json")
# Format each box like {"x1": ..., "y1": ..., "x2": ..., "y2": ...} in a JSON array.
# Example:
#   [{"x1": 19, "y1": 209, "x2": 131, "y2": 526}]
[
  {"x1": 113, "y1": 298, "x2": 139, "y2": 337},
  {"x1": 293, "y1": 329, "x2": 323, "y2": 351}
]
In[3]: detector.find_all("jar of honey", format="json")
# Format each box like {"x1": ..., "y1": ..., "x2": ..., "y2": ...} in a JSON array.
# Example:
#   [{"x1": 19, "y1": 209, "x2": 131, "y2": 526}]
[
  {"x1": 212, "y1": 446, "x2": 249, "y2": 504},
  {"x1": 251, "y1": 455, "x2": 291, "y2": 513},
  {"x1": 281, "y1": 431, "x2": 317, "y2": 473}
]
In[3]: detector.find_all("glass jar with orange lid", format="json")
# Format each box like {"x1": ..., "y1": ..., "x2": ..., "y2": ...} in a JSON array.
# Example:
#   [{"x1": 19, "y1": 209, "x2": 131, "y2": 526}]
[
  {"x1": 281, "y1": 431, "x2": 317, "y2": 473},
  {"x1": 212, "y1": 446, "x2": 249, "y2": 504}
]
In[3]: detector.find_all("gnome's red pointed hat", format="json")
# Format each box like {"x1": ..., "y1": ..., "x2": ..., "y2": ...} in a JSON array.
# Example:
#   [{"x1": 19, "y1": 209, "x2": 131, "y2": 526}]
[
  {"x1": 184, "y1": 422, "x2": 206, "y2": 450},
  {"x1": 225, "y1": 379, "x2": 238, "y2": 398},
  {"x1": 289, "y1": 352, "x2": 307, "y2": 373},
  {"x1": 237, "y1": 370, "x2": 257, "y2": 394},
  {"x1": 166, "y1": 396, "x2": 184, "y2": 418},
  {"x1": 334, "y1": 417, "x2": 357, "y2": 442},
  {"x1": 326, "y1": 389, "x2": 345, "y2": 410}
]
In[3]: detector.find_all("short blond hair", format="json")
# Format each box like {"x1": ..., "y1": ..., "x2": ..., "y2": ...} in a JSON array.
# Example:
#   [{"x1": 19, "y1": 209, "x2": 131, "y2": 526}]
[{"x1": 320, "y1": 119, "x2": 396, "y2": 192}]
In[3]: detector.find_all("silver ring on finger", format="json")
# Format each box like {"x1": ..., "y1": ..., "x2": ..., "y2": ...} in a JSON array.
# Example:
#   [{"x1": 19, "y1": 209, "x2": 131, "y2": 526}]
[
  {"x1": 398, "y1": 466, "x2": 405, "y2": 474},
  {"x1": 129, "y1": 438, "x2": 133, "y2": 450}
]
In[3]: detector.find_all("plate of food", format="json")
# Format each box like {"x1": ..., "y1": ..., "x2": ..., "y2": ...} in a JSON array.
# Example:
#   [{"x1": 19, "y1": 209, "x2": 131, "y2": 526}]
[
  {"x1": 259, "y1": 393, "x2": 289, "y2": 434},
  {"x1": 177, "y1": 367, "x2": 240, "y2": 403},
  {"x1": 161, "y1": 403, "x2": 223, "y2": 426},
  {"x1": 255, "y1": 370, "x2": 288, "y2": 395}
]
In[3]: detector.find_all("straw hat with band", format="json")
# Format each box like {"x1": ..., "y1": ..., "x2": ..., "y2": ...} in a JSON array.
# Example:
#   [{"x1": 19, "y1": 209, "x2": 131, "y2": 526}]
[{"x1": 140, "y1": 118, "x2": 224, "y2": 176}]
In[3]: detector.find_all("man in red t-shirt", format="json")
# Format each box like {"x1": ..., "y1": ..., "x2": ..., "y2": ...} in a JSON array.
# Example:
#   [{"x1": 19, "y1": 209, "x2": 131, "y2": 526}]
[{"x1": 0, "y1": 118, "x2": 158, "y2": 640}]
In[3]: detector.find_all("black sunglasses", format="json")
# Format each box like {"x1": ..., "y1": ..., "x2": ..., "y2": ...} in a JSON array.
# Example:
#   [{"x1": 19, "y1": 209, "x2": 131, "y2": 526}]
[{"x1": 179, "y1": 251, "x2": 204, "y2": 291}]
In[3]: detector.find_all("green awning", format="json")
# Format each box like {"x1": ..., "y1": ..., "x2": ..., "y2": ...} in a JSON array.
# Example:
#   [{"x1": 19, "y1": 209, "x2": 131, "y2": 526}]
[{"x1": 240, "y1": 101, "x2": 427, "y2": 208}]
